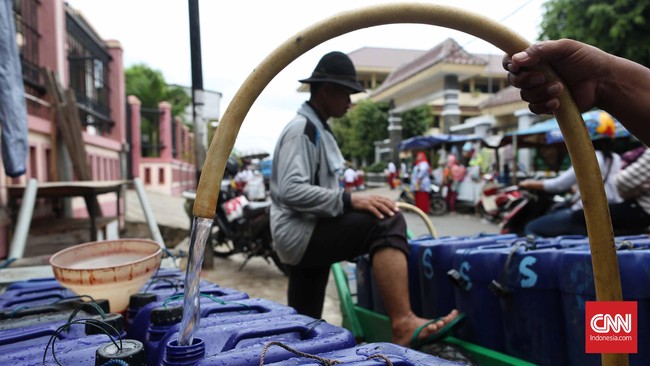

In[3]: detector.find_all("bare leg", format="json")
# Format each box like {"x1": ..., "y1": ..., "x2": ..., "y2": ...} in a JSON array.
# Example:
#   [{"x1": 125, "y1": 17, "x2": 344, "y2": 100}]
[{"x1": 372, "y1": 247, "x2": 460, "y2": 346}]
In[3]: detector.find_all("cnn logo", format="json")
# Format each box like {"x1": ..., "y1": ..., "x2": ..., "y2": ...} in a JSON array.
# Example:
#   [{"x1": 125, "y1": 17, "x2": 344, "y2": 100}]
[
  {"x1": 585, "y1": 301, "x2": 637, "y2": 354},
  {"x1": 590, "y1": 313, "x2": 632, "y2": 334}
]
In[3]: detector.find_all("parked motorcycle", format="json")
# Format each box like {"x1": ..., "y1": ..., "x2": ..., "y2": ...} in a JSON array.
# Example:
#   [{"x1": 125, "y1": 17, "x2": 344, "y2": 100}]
[
  {"x1": 477, "y1": 182, "x2": 523, "y2": 223},
  {"x1": 498, "y1": 189, "x2": 562, "y2": 236},
  {"x1": 398, "y1": 177, "x2": 447, "y2": 216},
  {"x1": 183, "y1": 158, "x2": 288, "y2": 276}
]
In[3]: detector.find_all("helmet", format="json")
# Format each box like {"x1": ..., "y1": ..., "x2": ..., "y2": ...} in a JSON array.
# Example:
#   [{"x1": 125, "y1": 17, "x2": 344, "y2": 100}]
[
  {"x1": 584, "y1": 111, "x2": 616, "y2": 140},
  {"x1": 224, "y1": 157, "x2": 239, "y2": 178}
]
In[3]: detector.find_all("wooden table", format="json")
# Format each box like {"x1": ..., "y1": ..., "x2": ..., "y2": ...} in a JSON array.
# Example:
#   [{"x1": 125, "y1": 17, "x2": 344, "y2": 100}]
[{"x1": 7, "y1": 180, "x2": 129, "y2": 242}]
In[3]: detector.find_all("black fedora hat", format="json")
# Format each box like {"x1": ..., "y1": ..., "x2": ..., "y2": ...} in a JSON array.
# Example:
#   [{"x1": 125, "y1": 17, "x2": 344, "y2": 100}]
[{"x1": 299, "y1": 51, "x2": 365, "y2": 94}]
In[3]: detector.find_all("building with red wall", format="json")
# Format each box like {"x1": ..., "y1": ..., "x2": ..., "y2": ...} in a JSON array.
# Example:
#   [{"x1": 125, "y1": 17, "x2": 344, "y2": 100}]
[{"x1": 1, "y1": 1, "x2": 198, "y2": 257}]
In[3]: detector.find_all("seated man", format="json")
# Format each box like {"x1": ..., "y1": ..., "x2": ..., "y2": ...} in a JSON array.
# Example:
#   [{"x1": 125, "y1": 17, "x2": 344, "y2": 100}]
[{"x1": 270, "y1": 51, "x2": 463, "y2": 348}]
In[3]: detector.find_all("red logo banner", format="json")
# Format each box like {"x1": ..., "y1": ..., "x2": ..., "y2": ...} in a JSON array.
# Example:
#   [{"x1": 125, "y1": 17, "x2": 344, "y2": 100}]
[{"x1": 585, "y1": 301, "x2": 637, "y2": 354}]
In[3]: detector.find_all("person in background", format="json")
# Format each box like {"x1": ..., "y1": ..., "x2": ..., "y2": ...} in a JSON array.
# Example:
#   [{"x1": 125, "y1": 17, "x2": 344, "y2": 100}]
[
  {"x1": 621, "y1": 145, "x2": 647, "y2": 170},
  {"x1": 442, "y1": 154, "x2": 465, "y2": 213},
  {"x1": 234, "y1": 164, "x2": 254, "y2": 194},
  {"x1": 355, "y1": 168, "x2": 365, "y2": 191},
  {"x1": 518, "y1": 114, "x2": 622, "y2": 237},
  {"x1": 270, "y1": 51, "x2": 462, "y2": 347},
  {"x1": 608, "y1": 147, "x2": 650, "y2": 233},
  {"x1": 411, "y1": 152, "x2": 431, "y2": 214},
  {"x1": 400, "y1": 161, "x2": 409, "y2": 183},
  {"x1": 343, "y1": 165, "x2": 357, "y2": 193},
  {"x1": 387, "y1": 161, "x2": 397, "y2": 189}
]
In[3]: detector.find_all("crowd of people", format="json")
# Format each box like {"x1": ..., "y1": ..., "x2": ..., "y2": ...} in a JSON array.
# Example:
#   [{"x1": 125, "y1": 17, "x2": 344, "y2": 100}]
[{"x1": 343, "y1": 165, "x2": 365, "y2": 193}]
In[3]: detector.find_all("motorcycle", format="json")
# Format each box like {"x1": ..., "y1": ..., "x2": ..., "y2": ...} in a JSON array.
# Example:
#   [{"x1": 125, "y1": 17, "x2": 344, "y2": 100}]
[
  {"x1": 183, "y1": 158, "x2": 288, "y2": 276},
  {"x1": 398, "y1": 177, "x2": 447, "y2": 216},
  {"x1": 476, "y1": 180, "x2": 523, "y2": 223},
  {"x1": 498, "y1": 189, "x2": 564, "y2": 236}
]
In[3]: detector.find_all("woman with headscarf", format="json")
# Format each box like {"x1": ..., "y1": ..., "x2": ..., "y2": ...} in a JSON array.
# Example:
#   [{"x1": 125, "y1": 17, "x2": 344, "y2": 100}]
[
  {"x1": 411, "y1": 152, "x2": 432, "y2": 213},
  {"x1": 443, "y1": 154, "x2": 466, "y2": 213}
]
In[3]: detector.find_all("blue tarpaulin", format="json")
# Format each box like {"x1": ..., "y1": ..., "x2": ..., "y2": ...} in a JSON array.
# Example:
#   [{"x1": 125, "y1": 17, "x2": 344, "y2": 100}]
[{"x1": 398, "y1": 134, "x2": 478, "y2": 151}]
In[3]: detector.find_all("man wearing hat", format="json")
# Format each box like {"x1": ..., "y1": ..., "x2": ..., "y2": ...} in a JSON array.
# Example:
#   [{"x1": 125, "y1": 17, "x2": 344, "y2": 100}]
[{"x1": 270, "y1": 51, "x2": 463, "y2": 348}]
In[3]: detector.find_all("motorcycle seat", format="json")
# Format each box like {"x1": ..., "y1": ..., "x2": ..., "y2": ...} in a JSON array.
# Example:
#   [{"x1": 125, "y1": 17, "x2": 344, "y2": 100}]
[{"x1": 244, "y1": 200, "x2": 271, "y2": 218}]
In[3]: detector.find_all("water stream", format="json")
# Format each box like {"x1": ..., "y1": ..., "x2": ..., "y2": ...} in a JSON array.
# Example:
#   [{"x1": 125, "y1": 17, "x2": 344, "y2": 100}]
[{"x1": 177, "y1": 216, "x2": 213, "y2": 346}]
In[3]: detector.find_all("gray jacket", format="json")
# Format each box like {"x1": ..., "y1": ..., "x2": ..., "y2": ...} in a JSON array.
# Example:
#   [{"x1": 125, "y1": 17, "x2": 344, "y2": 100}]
[{"x1": 270, "y1": 102, "x2": 346, "y2": 265}]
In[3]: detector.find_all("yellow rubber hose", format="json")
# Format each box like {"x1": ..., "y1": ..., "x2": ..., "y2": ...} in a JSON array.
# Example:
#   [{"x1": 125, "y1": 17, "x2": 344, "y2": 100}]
[
  {"x1": 396, "y1": 201, "x2": 439, "y2": 239},
  {"x1": 194, "y1": 4, "x2": 624, "y2": 364}
]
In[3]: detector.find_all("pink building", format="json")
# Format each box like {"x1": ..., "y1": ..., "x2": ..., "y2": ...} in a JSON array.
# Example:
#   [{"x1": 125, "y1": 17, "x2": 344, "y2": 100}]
[{"x1": 1, "y1": 1, "x2": 196, "y2": 257}]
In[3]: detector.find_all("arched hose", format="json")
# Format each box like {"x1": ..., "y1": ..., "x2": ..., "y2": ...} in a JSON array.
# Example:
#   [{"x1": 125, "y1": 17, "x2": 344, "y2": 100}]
[
  {"x1": 193, "y1": 4, "x2": 624, "y2": 365},
  {"x1": 396, "y1": 201, "x2": 439, "y2": 239}
]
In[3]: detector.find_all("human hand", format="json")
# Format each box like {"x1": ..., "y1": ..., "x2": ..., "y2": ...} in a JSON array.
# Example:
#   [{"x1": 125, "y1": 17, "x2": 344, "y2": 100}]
[
  {"x1": 503, "y1": 39, "x2": 613, "y2": 115},
  {"x1": 619, "y1": 180, "x2": 650, "y2": 201},
  {"x1": 350, "y1": 194, "x2": 399, "y2": 219},
  {"x1": 518, "y1": 179, "x2": 541, "y2": 191}
]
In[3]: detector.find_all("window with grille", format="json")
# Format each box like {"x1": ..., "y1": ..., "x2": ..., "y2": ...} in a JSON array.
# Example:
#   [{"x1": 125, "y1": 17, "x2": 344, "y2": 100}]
[
  {"x1": 65, "y1": 7, "x2": 114, "y2": 135},
  {"x1": 13, "y1": 0, "x2": 44, "y2": 95}
]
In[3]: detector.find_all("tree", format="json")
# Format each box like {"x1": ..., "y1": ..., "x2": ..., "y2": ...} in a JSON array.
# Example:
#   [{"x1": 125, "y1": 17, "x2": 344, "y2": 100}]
[
  {"x1": 401, "y1": 105, "x2": 432, "y2": 139},
  {"x1": 539, "y1": 0, "x2": 650, "y2": 66},
  {"x1": 125, "y1": 64, "x2": 192, "y2": 120},
  {"x1": 351, "y1": 100, "x2": 389, "y2": 163},
  {"x1": 331, "y1": 113, "x2": 355, "y2": 159},
  {"x1": 332, "y1": 99, "x2": 389, "y2": 163}
]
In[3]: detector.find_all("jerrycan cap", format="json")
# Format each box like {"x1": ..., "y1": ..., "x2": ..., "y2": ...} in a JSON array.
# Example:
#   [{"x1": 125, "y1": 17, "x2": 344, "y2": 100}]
[
  {"x1": 95, "y1": 339, "x2": 145, "y2": 366},
  {"x1": 150, "y1": 305, "x2": 184, "y2": 325},
  {"x1": 86, "y1": 313, "x2": 124, "y2": 335},
  {"x1": 129, "y1": 293, "x2": 157, "y2": 309}
]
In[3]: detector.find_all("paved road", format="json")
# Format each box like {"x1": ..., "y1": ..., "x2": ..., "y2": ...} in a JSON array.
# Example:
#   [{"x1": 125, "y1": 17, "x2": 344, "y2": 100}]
[{"x1": 126, "y1": 185, "x2": 499, "y2": 327}]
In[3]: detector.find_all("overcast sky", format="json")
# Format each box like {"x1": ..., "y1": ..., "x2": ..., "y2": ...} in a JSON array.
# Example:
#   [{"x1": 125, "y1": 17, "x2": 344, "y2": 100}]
[{"x1": 66, "y1": 0, "x2": 546, "y2": 155}]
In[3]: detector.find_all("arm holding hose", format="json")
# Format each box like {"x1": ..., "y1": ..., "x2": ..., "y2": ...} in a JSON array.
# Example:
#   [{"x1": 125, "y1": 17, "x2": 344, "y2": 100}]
[{"x1": 503, "y1": 39, "x2": 650, "y2": 146}]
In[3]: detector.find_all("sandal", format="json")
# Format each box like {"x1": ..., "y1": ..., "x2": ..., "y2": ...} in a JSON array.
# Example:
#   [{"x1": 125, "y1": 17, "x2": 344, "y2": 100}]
[{"x1": 409, "y1": 313, "x2": 466, "y2": 349}]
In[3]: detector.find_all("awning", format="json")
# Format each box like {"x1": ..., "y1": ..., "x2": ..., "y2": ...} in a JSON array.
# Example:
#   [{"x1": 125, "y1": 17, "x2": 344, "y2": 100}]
[
  {"x1": 502, "y1": 109, "x2": 630, "y2": 147},
  {"x1": 398, "y1": 134, "x2": 479, "y2": 151}
]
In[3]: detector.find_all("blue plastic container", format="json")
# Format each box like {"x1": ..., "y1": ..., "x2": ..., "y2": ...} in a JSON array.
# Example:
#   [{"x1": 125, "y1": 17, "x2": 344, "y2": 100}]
[
  {"x1": 559, "y1": 242, "x2": 650, "y2": 366},
  {"x1": 417, "y1": 233, "x2": 517, "y2": 319},
  {"x1": 127, "y1": 285, "x2": 249, "y2": 342},
  {"x1": 264, "y1": 342, "x2": 464, "y2": 365},
  {"x1": 369, "y1": 236, "x2": 444, "y2": 317},
  {"x1": 0, "y1": 333, "x2": 120, "y2": 365},
  {"x1": 0, "y1": 297, "x2": 110, "y2": 321},
  {"x1": 163, "y1": 338, "x2": 206, "y2": 365},
  {"x1": 162, "y1": 314, "x2": 355, "y2": 366},
  {"x1": 0, "y1": 312, "x2": 126, "y2": 353},
  {"x1": 149, "y1": 267, "x2": 188, "y2": 280},
  {"x1": 3, "y1": 277, "x2": 61, "y2": 291},
  {"x1": 357, "y1": 236, "x2": 458, "y2": 316},
  {"x1": 448, "y1": 236, "x2": 561, "y2": 353},
  {"x1": 0, "y1": 285, "x2": 77, "y2": 310},
  {"x1": 147, "y1": 298, "x2": 297, "y2": 366},
  {"x1": 355, "y1": 254, "x2": 373, "y2": 311},
  {"x1": 487, "y1": 242, "x2": 583, "y2": 365},
  {"x1": 406, "y1": 235, "x2": 460, "y2": 317},
  {"x1": 126, "y1": 280, "x2": 237, "y2": 332},
  {"x1": 140, "y1": 278, "x2": 217, "y2": 298},
  {"x1": 366, "y1": 235, "x2": 433, "y2": 316}
]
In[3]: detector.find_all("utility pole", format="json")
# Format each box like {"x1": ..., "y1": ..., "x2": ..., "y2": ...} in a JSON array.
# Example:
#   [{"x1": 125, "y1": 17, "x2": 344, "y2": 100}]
[
  {"x1": 189, "y1": 0, "x2": 205, "y2": 185},
  {"x1": 188, "y1": 0, "x2": 213, "y2": 269}
]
